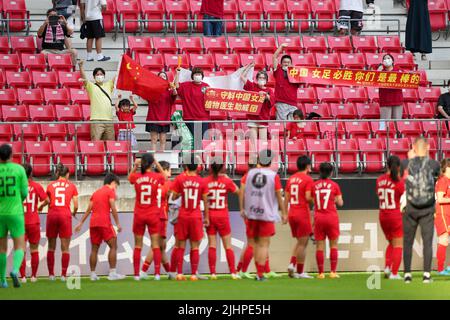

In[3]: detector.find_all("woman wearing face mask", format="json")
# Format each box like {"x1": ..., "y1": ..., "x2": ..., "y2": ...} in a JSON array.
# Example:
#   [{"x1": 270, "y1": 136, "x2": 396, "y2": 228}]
[
  {"x1": 146, "y1": 71, "x2": 177, "y2": 151},
  {"x1": 377, "y1": 54, "x2": 404, "y2": 126},
  {"x1": 240, "y1": 63, "x2": 274, "y2": 144},
  {"x1": 175, "y1": 67, "x2": 210, "y2": 149}
]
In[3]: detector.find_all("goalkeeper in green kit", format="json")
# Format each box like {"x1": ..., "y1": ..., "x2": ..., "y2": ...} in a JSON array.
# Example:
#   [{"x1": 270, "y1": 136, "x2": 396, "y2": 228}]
[{"x1": 0, "y1": 144, "x2": 28, "y2": 288}]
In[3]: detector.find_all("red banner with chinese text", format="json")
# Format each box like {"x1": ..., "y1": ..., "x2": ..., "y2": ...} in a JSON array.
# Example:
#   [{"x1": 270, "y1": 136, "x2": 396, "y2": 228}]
[
  {"x1": 288, "y1": 67, "x2": 420, "y2": 89},
  {"x1": 204, "y1": 88, "x2": 265, "y2": 114}
]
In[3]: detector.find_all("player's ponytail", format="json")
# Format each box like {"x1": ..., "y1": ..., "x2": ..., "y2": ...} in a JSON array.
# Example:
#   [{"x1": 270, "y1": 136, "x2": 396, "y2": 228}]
[
  {"x1": 56, "y1": 163, "x2": 69, "y2": 179},
  {"x1": 210, "y1": 158, "x2": 224, "y2": 180},
  {"x1": 387, "y1": 155, "x2": 402, "y2": 182},
  {"x1": 141, "y1": 153, "x2": 155, "y2": 174}
]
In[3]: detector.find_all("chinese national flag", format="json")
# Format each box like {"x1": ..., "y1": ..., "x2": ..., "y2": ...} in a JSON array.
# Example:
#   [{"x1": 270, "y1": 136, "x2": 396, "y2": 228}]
[{"x1": 116, "y1": 54, "x2": 169, "y2": 102}]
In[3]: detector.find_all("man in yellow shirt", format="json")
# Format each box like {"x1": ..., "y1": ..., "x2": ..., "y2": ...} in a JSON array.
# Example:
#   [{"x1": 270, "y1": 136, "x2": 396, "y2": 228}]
[{"x1": 79, "y1": 60, "x2": 116, "y2": 141}]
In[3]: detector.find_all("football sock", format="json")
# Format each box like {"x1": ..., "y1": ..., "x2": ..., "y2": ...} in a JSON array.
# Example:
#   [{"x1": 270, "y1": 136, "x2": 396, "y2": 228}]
[
  {"x1": 330, "y1": 248, "x2": 338, "y2": 273},
  {"x1": 47, "y1": 250, "x2": 55, "y2": 276},
  {"x1": 190, "y1": 249, "x2": 199, "y2": 275},
  {"x1": 437, "y1": 244, "x2": 447, "y2": 272},
  {"x1": 236, "y1": 261, "x2": 243, "y2": 272},
  {"x1": 13, "y1": 249, "x2": 24, "y2": 274},
  {"x1": 242, "y1": 246, "x2": 253, "y2": 272},
  {"x1": 177, "y1": 247, "x2": 185, "y2": 274},
  {"x1": 153, "y1": 248, "x2": 162, "y2": 275},
  {"x1": 264, "y1": 258, "x2": 270, "y2": 273},
  {"x1": 290, "y1": 256, "x2": 297, "y2": 266},
  {"x1": 391, "y1": 247, "x2": 402, "y2": 275},
  {"x1": 316, "y1": 250, "x2": 324, "y2": 274},
  {"x1": 20, "y1": 255, "x2": 26, "y2": 277},
  {"x1": 226, "y1": 249, "x2": 236, "y2": 274},
  {"x1": 208, "y1": 247, "x2": 216, "y2": 274},
  {"x1": 133, "y1": 248, "x2": 142, "y2": 276},
  {"x1": 61, "y1": 252, "x2": 70, "y2": 277},
  {"x1": 163, "y1": 262, "x2": 170, "y2": 273},
  {"x1": 0, "y1": 252, "x2": 6, "y2": 281},
  {"x1": 142, "y1": 260, "x2": 151, "y2": 273},
  {"x1": 385, "y1": 244, "x2": 393, "y2": 269},
  {"x1": 31, "y1": 252, "x2": 39, "y2": 278},
  {"x1": 296, "y1": 263, "x2": 304, "y2": 274},
  {"x1": 256, "y1": 263, "x2": 265, "y2": 278},
  {"x1": 170, "y1": 247, "x2": 179, "y2": 273}
]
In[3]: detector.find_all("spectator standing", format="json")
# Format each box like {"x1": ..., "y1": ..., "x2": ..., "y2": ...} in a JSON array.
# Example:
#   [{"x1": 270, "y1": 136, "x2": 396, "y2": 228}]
[
  {"x1": 405, "y1": 0, "x2": 432, "y2": 61},
  {"x1": 37, "y1": 9, "x2": 78, "y2": 65},
  {"x1": 200, "y1": 0, "x2": 224, "y2": 36},
  {"x1": 146, "y1": 71, "x2": 177, "y2": 151},
  {"x1": 338, "y1": 0, "x2": 364, "y2": 35},
  {"x1": 80, "y1": 0, "x2": 111, "y2": 62},
  {"x1": 402, "y1": 137, "x2": 440, "y2": 284},
  {"x1": 115, "y1": 94, "x2": 138, "y2": 147},
  {"x1": 273, "y1": 44, "x2": 300, "y2": 120},
  {"x1": 79, "y1": 60, "x2": 116, "y2": 141},
  {"x1": 436, "y1": 81, "x2": 450, "y2": 121}
]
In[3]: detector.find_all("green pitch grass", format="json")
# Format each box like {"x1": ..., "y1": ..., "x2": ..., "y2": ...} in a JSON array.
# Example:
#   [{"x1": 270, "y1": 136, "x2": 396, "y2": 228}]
[{"x1": 1, "y1": 272, "x2": 450, "y2": 300}]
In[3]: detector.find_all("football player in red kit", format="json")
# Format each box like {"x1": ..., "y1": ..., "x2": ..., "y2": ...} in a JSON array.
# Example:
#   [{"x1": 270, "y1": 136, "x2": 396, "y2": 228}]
[
  {"x1": 170, "y1": 154, "x2": 210, "y2": 281},
  {"x1": 435, "y1": 159, "x2": 450, "y2": 275},
  {"x1": 313, "y1": 162, "x2": 343, "y2": 279},
  {"x1": 75, "y1": 173, "x2": 125, "y2": 281},
  {"x1": 284, "y1": 155, "x2": 314, "y2": 279},
  {"x1": 205, "y1": 161, "x2": 240, "y2": 280},
  {"x1": 20, "y1": 164, "x2": 48, "y2": 283},
  {"x1": 128, "y1": 154, "x2": 166, "y2": 281},
  {"x1": 39, "y1": 164, "x2": 78, "y2": 281},
  {"x1": 376, "y1": 155, "x2": 405, "y2": 280}
]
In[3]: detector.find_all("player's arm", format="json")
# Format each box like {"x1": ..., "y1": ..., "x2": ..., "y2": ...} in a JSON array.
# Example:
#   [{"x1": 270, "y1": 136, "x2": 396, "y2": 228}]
[
  {"x1": 273, "y1": 43, "x2": 287, "y2": 71},
  {"x1": 276, "y1": 189, "x2": 287, "y2": 224},
  {"x1": 335, "y1": 195, "x2": 344, "y2": 207},
  {"x1": 305, "y1": 190, "x2": 313, "y2": 204},
  {"x1": 202, "y1": 192, "x2": 210, "y2": 227},
  {"x1": 74, "y1": 200, "x2": 93, "y2": 233},
  {"x1": 20, "y1": 170, "x2": 29, "y2": 201},
  {"x1": 110, "y1": 197, "x2": 122, "y2": 232},
  {"x1": 38, "y1": 198, "x2": 50, "y2": 212},
  {"x1": 238, "y1": 183, "x2": 245, "y2": 218},
  {"x1": 130, "y1": 95, "x2": 138, "y2": 111},
  {"x1": 114, "y1": 93, "x2": 122, "y2": 113},
  {"x1": 80, "y1": 1, "x2": 86, "y2": 23},
  {"x1": 240, "y1": 62, "x2": 254, "y2": 83},
  {"x1": 72, "y1": 195, "x2": 79, "y2": 218},
  {"x1": 78, "y1": 60, "x2": 88, "y2": 84}
]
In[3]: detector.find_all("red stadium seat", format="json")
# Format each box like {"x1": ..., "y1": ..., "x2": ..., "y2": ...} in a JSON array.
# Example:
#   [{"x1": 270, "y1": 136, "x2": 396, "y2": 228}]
[
  {"x1": 345, "y1": 121, "x2": 371, "y2": 138},
  {"x1": 44, "y1": 88, "x2": 70, "y2": 105},
  {"x1": 47, "y1": 53, "x2": 73, "y2": 72},
  {"x1": 13, "y1": 123, "x2": 40, "y2": 141},
  {"x1": 401, "y1": 88, "x2": 419, "y2": 103},
  {"x1": 209, "y1": 110, "x2": 228, "y2": 121},
  {"x1": 441, "y1": 138, "x2": 450, "y2": 158},
  {"x1": 358, "y1": 138, "x2": 385, "y2": 172},
  {"x1": 336, "y1": 139, "x2": 360, "y2": 173},
  {"x1": 262, "y1": 0, "x2": 288, "y2": 32},
  {"x1": 316, "y1": 87, "x2": 342, "y2": 104},
  {"x1": 0, "y1": 53, "x2": 20, "y2": 71},
  {"x1": 318, "y1": 121, "x2": 345, "y2": 139},
  {"x1": 141, "y1": 0, "x2": 166, "y2": 32},
  {"x1": 297, "y1": 87, "x2": 317, "y2": 104},
  {"x1": 28, "y1": 105, "x2": 55, "y2": 122},
  {"x1": 302, "y1": 35, "x2": 327, "y2": 53},
  {"x1": 25, "y1": 141, "x2": 52, "y2": 176},
  {"x1": 285, "y1": 0, "x2": 311, "y2": 32},
  {"x1": 58, "y1": 71, "x2": 82, "y2": 88},
  {"x1": 3, "y1": 0, "x2": 30, "y2": 32},
  {"x1": 0, "y1": 72, "x2": 4, "y2": 89},
  {"x1": 178, "y1": 36, "x2": 203, "y2": 54},
  {"x1": 5, "y1": 70, "x2": 31, "y2": 88},
  {"x1": 327, "y1": 36, "x2": 352, "y2": 53},
  {"x1": 102, "y1": 0, "x2": 116, "y2": 33},
  {"x1": 391, "y1": 52, "x2": 416, "y2": 70},
  {"x1": 10, "y1": 141, "x2": 24, "y2": 163},
  {"x1": 188, "y1": 0, "x2": 204, "y2": 32},
  {"x1": 32, "y1": 71, "x2": 58, "y2": 89},
  {"x1": 68, "y1": 123, "x2": 91, "y2": 140},
  {"x1": 151, "y1": 36, "x2": 178, "y2": 54},
  {"x1": 387, "y1": 138, "x2": 410, "y2": 159},
  {"x1": 165, "y1": 0, "x2": 191, "y2": 32},
  {"x1": 79, "y1": 140, "x2": 107, "y2": 176},
  {"x1": 139, "y1": 53, "x2": 165, "y2": 71},
  {"x1": 356, "y1": 102, "x2": 380, "y2": 119},
  {"x1": 189, "y1": 53, "x2": 215, "y2": 70},
  {"x1": 306, "y1": 139, "x2": 334, "y2": 171},
  {"x1": 311, "y1": 0, "x2": 335, "y2": 32},
  {"x1": 0, "y1": 89, "x2": 16, "y2": 105},
  {"x1": 202, "y1": 139, "x2": 228, "y2": 165},
  {"x1": 0, "y1": 36, "x2": 10, "y2": 54},
  {"x1": 164, "y1": 53, "x2": 189, "y2": 70},
  {"x1": 227, "y1": 36, "x2": 253, "y2": 54},
  {"x1": 276, "y1": 35, "x2": 303, "y2": 53},
  {"x1": 239, "y1": 53, "x2": 266, "y2": 70},
  {"x1": 238, "y1": 0, "x2": 264, "y2": 32},
  {"x1": 211, "y1": 122, "x2": 234, "y2": 138},
  {"x1": 340, "y1": 53, "x2": 365, "y2": 69},
  {"x1": 20, "y1": 53, "x2": 46, "y2": 71},
  {"x1": 341, "y1": 87, "x2": 368, "y2": 103},
  {"x1": 299, "y1": 121, "x2": 320, "y2": 138},
  {"x1": 2, "y1": 105, "x2": 28, "y2": 121},
  {"x1": 0, "y1": 124, "x2": 14, "y2": 141},
  {"x1": 304, "y1": 103, "x2": 331, "y2": 118},
  {"x1": 69, "y1": 88, "x2": 90, "y2": 105},
  {"x1": 81, "y1": 105, "x2": 91, "y2": 121},
  {"x1": 396, "y1": 120, "x2": 423, "y2": 138},
  {"x1": 352, "y1": 36, "x2": 377, "y2": 53},
  {"x1": 223, "y1": 0, "x2": 239, "y2": 32},
  {"x1": 428, "y1": 0, "x2": 448, "y2": 31},
  {"x1": 52, "y1": 141, "x2": 77, "y2": 175},
  {"x1": 417, "y1": 69, "x2": 432, "y2": 87},
  {"x1": 127, "y1": 36, "x2": 152, "y2": 57},
  {"x1": 364, "y1": 53, "x2": 383, "y2": 70},
  {"x1": 422, "y1": 120, "x2": 447, "y2": 137},
  {"x1": 252, "y1": 36, "x2": 277, "y2": 54},
  {"x1": 203, "y1": 36, "x2": 228, "y2": 54},
  {"x1": 407, "y1": 102, "x2": 434, "y2": 119},
  {"x1": 329, "y1": 103, "x2": 356, "y2": 119},
  {"x1": 418, "y1": 86, "x2": 442, "y2": 103},
  {"x1": 377, "y1": 35, "x2": 403, "y2": 53},
  {"x1": 282, "y1": 139, "x2": 307, "y2": 173},
  {"x1": 40, "y1": 123, "x2": 67, "y2": 141},
  {"x1": 17, "y1": 88, "x2": 43, "y2": 105},
  {"x1": 116, "y1": 0, "x2": 141, "y2": 33},
  {"x1": 214, "y1": 53, "x2": 240, "y2": 71},
  {"x1": 370, "y1": 121, "x2": 396, "y2": 138},
  {"x1": 230, "y1": 140, "x2": 258, "y2": 174},
  {"x1": 315, "y1": 53, "x2": 341, "y2": 68},
  {"x1": 367, "y1": 87, "x2": 379, "y2": 102},
  {"x1": 290, "y1": 53, "x2": 316, "y2": 67},
  {"x1": 10, "y1": 36, "x2": 35, "y2": 54},
  {"x1": 55, "y1": 104, "x2": 83, "y2": 121},
  {"x1": 106, "y1": 141, "x2": 132, "y2": 175}
]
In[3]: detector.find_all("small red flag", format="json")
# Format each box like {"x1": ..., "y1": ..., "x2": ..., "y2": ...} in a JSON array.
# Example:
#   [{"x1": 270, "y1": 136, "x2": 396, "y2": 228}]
[{"x1": 116, "y1": 54, "x2": 169, "y2": 102}]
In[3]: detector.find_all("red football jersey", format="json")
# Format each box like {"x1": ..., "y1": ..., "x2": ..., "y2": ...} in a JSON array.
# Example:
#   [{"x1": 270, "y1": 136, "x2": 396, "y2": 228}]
[
  {"x1": 23, "y1": 179, "x2": 47, "y2": 225},
  {"x1": 204, "y1": 175, "x2": 237, "y2": 218},
  {"x1": 313, "y1": 179, "x2": 342, "y2": 216},
  {"x1": 90, "y1": 185, "x2": 117, "y2": 228},
  {"x1": 129, "y1": 172, "x2": 165, "y2": 217},
  {"x1": 376, "y1": 173, "x2": 405, "y2": 216},
  {"x1": 171, "y1": 174, "x2": 209, "y2": 217},
  {"x1": 158, "y1": 180, "x2": 172, "y2": 220},
  {"x1": 46, "y1": 178, "x2": 78, "y2": 217},
  {"x1": 435, "y1": 176, "x2": 450, "y2": 215},
  {"x1": 285, "y1": 172, "x2": 314, "y2": 216}
]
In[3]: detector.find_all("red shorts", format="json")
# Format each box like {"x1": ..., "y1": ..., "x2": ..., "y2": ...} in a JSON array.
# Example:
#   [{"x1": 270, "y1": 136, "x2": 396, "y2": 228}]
[
  {"x1": 380, "y1": 214, "x2": 403, "y2": 240},
  {"x1": 288, "y1": 214, "x2": 312, "y2": 238},
  {"x1": 25, "y1": 223, "x2": 41, "y2": 244},
  {"x1": 90, "y1": 226, "x2": 117, "y2": 245},
  {"x1": 435, "y1": 208, "x2": 450, "y2": 236},
  {"x1": 174, "y1": 216, "x2": 204, "y2": 241},
  {"x1": 133, "y1": 214, "x2": 160, "y2": 236},
  {"x1": 206, "y1": 216, "x2": 231, "y2": 237},
  {"x1": 159, "y1": 219, "x2": 167, "y2": 239},
  {"x1": 314, "y1": 215, "x2": 339, "y2": 241},
  {"x1": 46, "y1": 214, "x2": 72, "y2": 239},
  {"x1": 246, "y1": 219, "x2": 275, "y2": 238}
]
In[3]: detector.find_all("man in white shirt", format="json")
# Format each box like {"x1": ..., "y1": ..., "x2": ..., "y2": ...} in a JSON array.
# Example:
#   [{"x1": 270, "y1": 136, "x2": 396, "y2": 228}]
[
  {"x1": 80, "y1": 0, "x2": 111, "y2": 62},
  {"x1": 338, "y1": 0, "x2": 364, "y2": 35}
]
